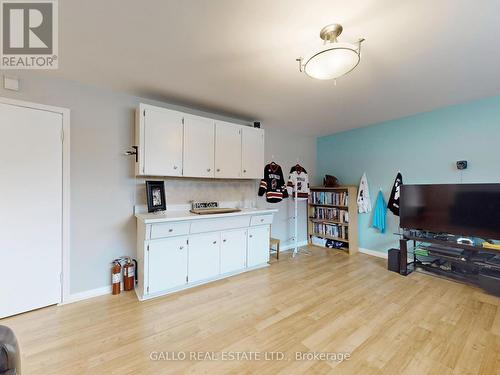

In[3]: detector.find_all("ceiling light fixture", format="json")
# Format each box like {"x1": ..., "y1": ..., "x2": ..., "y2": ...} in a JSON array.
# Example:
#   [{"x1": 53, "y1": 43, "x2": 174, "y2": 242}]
[{"x1": 296, "y1": 24, "x2": 364, "y2": 81}]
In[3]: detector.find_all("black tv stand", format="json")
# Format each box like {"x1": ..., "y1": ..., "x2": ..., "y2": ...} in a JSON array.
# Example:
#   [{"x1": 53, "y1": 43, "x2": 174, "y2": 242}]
[{"x1": 399, "y1": 233, "x2": 500, "y2": 296}]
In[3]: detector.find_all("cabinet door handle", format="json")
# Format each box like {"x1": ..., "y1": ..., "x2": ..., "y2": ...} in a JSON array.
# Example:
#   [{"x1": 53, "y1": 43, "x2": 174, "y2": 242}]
[
  {"x1": 179, "y1": 246, "x2": 184, "y2": 250},
  {"x1": 249, "y1": 235, "x2": 253, "y2": 238},
  {"x1": 168, "y1": 229, "x2": 173, "y2": 232},
  {"x1": 223, "y1": 239, "x2": 227, "y2": 243},
  {"x1": 173, "y1": 166, "x2": 178, "y2": 170},
  {"x1": 243, "y1": 169, "x2": 247, "y2": 173},
  {"x1": 260, "y1": 219, "x2": 264, "y2": 222},
  {"x1": 207, "y1": 168, "x2": 211, "y2": 172},
  {"x1": 216, "y1": 168, "x2": 220, "y2": 172},
  {"x1": 213, "y1": 241, "x2": 217, "y2": 244}
]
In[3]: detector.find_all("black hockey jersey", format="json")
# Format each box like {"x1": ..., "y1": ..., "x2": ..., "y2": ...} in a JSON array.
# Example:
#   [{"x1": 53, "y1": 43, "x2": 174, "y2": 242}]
[{"x1": 258, "y1": 162, "x2": 289, "y2": 203}]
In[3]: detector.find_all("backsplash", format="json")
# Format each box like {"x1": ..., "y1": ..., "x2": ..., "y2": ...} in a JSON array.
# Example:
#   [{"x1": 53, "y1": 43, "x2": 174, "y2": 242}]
[{"x1": 135, "y1": 177, "x2": 260, "y2": 207}]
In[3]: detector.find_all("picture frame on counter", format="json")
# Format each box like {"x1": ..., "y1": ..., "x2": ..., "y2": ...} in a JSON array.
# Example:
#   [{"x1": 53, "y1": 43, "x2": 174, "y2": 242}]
[{"x1": 146, "y1": 180, "x2": 166, "y2": 212}]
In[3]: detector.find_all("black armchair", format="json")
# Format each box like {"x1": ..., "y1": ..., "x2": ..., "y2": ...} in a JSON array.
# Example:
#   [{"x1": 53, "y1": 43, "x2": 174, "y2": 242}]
[{"x1": 0, "y1": 326, "x2": 20, "y2": 375}]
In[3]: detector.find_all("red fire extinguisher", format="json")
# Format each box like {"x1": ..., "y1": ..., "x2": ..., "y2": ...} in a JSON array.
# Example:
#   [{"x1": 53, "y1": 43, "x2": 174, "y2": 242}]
[
  {"x1": 111, "y1": 260, "x2": 121, "y2": 295},
  {"x1": 123, "y1": 258, "x2": 135, "y2": 291}
]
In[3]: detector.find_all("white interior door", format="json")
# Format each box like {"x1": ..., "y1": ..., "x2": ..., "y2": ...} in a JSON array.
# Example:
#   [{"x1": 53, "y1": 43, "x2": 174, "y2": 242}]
[
  {"x1": 183, "y1": 115, "x2": 215, "y2": 178},
  {"x1": 242, "y1": 127, "x2": 264, "y2": 179},
  {"x1": 220, "y1": 229, "x2": 247, "y2": 274},
  {"x1": 148, "y1": 237, "x2": 188, "y2": 294},
  {"x1": 188, "y1": 232, "x2": 220, "y2": 283},
  {"x1": 214, "y1": 121, "x2": 242, "y2": 178},
  {"x1": 0, "y1": 102, "x2": 63, "y2": 318},
  {"x1": 144, "y1": 107, "x2": 183, "y2": 176},
  {"x1": 247, "y1": 226, "x2": 270, "y2": 267}
]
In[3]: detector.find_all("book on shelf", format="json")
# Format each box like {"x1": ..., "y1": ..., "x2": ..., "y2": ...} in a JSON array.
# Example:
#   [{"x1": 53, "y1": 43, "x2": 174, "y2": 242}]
[
  {"x1": 312, "y1": 222, "x2": 349, "y2": 241},
  {"x1": 310, "y1": 191, "x2": 349, "y2": 206},
  {"x1": 311, "y1": 206, "x2": 349, "y2": 223}
]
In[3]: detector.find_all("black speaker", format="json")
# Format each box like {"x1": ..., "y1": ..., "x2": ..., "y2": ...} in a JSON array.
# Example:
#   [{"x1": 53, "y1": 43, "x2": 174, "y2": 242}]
[
  {"x1": 253, "y1": 121, "x2": 261, "y2": 128},
  {"x1": 388, "y1": 248, "x2": 400, "y2": 273},
  {"x1": 478, "y1": 270, "x2": 500, "y2": 296}
]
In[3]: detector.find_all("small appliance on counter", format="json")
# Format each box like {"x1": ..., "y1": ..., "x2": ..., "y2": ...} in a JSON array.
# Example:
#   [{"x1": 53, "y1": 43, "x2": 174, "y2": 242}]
[{"x1": 190, "y1": 201, "x2": 241, "y2": 215}]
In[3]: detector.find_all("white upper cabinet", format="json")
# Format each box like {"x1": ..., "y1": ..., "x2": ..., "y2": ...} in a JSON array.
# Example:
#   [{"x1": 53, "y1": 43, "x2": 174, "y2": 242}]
[
  {"x1": 137, "y1": 104, "x2": 183, "y2": 176},
  {"x1": 183, "y1": 115, "x2": 215, "y2": 178},
  {"x1": 241, "y1": 127, "x2": 264, "y2": 179},
  {"x1": 136, "y1": 104, "x2": 264, "y2": 179},
  {"x1": 214, "y1": 121, "x2": 242, "y2": 179}
]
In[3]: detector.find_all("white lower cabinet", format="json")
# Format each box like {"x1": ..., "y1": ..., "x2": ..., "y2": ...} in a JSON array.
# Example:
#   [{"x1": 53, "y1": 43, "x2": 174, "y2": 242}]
[
  {"x1": 137, "y1": 211, "x2": 277, "y2": 301},
  {"x1": 188, "y1": 232, "x2": 221, "y2": 283},
  {"x1": 148, "y1": 236, "x2": 188, "y2": 294},
  {"x1": 247, "y1": 226, "x2": 270, "y2": 267},
  {"x1": 220, "y1": 229, "x2": 248, "y2": 274}
]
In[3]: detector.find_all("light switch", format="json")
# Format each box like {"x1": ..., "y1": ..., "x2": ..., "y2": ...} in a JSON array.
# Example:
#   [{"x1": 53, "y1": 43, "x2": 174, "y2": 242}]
[{"x1": 3, "y1": 76, "x2": 19, "y2": 91}]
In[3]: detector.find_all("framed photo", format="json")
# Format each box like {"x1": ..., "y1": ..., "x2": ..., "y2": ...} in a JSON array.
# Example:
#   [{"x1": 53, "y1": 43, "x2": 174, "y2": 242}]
[{"x1": 146, "y1": 180, "x2": 166, "y2": 213}]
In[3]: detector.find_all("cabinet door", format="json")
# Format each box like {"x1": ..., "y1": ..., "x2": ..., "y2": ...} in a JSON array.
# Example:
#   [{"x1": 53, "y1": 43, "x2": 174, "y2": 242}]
[
  {"x1": 241, "y1": 127, "x2": 264, "y2": 179},
  {"x1": 183, "y1": 115, "x2": 215, "y2": 178},
  {"x1": 143, "y1": 107, "x2": 183, "y2": 176},
  {"x1": 148, "y1": 236, "x2": 188, "y2": 294},
  {"x1": 188, "y1": 232, "x2": 220, "y2": 283},
  {"x1": 214, "y1": 121, "x2": 242, "y2": 178},
  {"x1": 220, "y1": 229, "x2": 247, "y2": 274},
  {"x1": 247, "y1": 226, "x2": 270, "y2": 267}
]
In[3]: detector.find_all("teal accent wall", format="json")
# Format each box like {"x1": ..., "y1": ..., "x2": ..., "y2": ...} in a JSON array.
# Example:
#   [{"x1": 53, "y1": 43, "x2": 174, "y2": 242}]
[{"x1": 316, "y1": 96, "x2": 500, "y2": 254}]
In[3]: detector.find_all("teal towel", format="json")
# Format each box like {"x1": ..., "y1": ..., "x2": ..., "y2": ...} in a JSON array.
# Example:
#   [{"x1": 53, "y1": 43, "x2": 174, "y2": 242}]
[{"x1": 372, "y1": 191, "x2": 387, "y2": 233}]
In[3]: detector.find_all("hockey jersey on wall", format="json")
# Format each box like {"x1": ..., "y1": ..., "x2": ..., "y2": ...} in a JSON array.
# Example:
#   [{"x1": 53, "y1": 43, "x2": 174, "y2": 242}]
[
  {"x1": 258, "y1": 162, "x2": 289, "y2": 203},
  {"x1": 287, "y1": 164, "x2": 310, "y2": 199}
]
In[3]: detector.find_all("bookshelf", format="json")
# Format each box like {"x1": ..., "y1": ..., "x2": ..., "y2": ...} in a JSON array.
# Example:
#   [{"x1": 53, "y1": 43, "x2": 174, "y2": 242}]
[{"x1": 308, "y1": 186, "x2": 358, "y2": 254}]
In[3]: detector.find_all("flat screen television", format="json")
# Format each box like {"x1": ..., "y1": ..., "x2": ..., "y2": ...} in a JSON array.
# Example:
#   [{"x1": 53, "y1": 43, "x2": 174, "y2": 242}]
[{"x1": 400, "y1": 184, "x2": 500, "y2": 240}]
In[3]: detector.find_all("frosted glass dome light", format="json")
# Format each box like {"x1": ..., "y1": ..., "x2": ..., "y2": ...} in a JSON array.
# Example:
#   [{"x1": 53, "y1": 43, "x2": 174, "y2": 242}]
[{"x1": 297, "y1": 24, "x2": 364, "y2": 81}]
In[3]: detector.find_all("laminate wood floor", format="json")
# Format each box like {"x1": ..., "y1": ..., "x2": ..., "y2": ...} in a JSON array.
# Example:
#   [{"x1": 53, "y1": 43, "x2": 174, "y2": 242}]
[{"x1": 2, "y1": 247, "x2": 500, "y2": 374}]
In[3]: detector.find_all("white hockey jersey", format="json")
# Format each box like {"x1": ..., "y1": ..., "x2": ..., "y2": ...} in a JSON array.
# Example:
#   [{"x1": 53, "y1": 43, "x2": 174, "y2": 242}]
[
  {"x1": 357, "y1": 172, "x2": 372, "y2": 213},
  {"x1": 287, "y1": 165, "x2": 310, "y2": 199}
]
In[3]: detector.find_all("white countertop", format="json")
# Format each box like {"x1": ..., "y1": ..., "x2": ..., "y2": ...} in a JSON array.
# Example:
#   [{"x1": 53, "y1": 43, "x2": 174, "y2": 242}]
[{"x1": 136, "y1": 207, "x2": 278, "y2": 224}]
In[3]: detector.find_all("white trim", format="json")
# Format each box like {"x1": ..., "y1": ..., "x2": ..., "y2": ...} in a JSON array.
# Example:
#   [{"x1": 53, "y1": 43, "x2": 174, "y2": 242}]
[
  {"x1": 63, "y1": 286, "x2": 111, "y2": 305},
  {"x1": 0, "y1": 97, "x2": 71, "y2": 305},
  {"x1": 280, "y1": 240, "x2": 308, "y2": 252},
  {"x1": 359, "y1": 247, "x2": 388, "y2": 259}
]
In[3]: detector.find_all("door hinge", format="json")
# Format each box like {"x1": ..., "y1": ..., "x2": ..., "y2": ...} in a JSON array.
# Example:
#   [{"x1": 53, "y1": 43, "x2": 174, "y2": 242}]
[
  {"x1": 186, "y1": 239, "x2": 189, "y2": 245},
  {"x1": 60, "y1": 129, "x2": 64, "y2": 142},
  {"x1": 143, "y1": 109, "x2": 146, "y2": 117},
  {"x1": 147, "y1": 286, "x2": 149, "y2": 293},
  {"x1": 186, "y1": 275, "x2": 188, "y2": 282},
  {"x1": 147, "y1": 244, "x2": 150, "y2": 251},
  {"x1": 182, "y1": 117, "x2": 185, "y2": 125}
]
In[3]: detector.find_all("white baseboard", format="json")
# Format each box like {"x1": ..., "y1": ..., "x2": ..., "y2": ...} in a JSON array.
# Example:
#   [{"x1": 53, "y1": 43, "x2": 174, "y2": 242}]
[
  {"x1": 62, "y1": 285, "x2": 111, "y2": 305},
  {"x1": 359, "y1": 248, "x2": 388, "y2": 259},
  {"x1": 63, "y1": 240, "x2": 307, "y2": 305},
  {"x1": 280, "y1": 240, "x2": 309, "y2": 252}
]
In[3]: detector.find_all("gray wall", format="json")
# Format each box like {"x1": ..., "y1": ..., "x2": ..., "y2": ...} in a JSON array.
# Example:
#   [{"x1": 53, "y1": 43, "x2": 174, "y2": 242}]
[{"x1": 0, "y1": 73, "x2": 315, "y2": 294}]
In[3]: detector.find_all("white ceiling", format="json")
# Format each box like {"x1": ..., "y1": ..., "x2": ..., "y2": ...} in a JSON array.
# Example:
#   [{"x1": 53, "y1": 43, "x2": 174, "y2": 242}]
[{"x1": 42, "y1": 0, "x2": 500, "y2": 136}]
